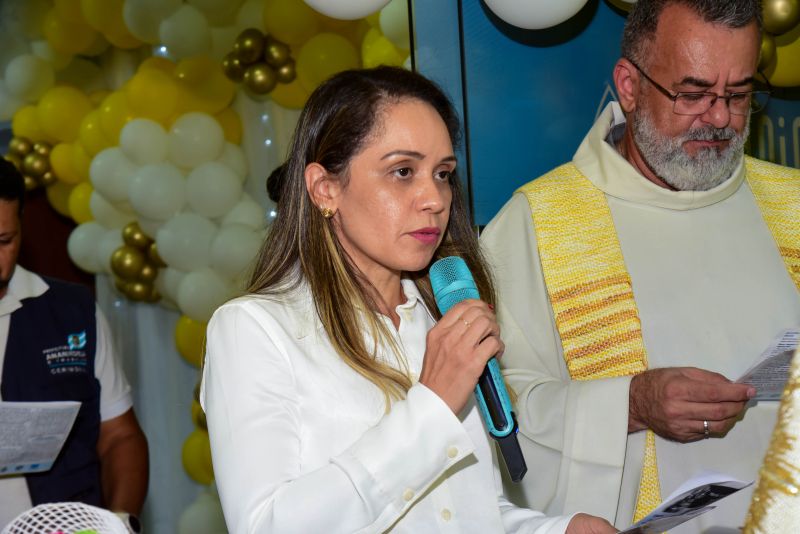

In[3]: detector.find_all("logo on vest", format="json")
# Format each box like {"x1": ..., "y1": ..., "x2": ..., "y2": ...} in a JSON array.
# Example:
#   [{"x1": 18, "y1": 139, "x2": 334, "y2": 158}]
[
  {"x1": 43, "y1": 330, "x2": 89, "y2": 375},
  {"x1": 68, "y1": 330, "x2": 87, "y2": 349}
]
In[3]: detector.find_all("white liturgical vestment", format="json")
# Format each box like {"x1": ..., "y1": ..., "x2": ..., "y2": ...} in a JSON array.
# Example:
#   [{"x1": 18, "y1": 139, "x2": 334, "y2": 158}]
[{"x1": 481, "y1": 102, "x2": 800, "y2": 531}]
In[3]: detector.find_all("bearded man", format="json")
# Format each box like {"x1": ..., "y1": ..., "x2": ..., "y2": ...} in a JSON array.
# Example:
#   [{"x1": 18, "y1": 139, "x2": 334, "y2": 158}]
[{"x1": 481, "y1": 0, "x2": 800, "y2": 531}]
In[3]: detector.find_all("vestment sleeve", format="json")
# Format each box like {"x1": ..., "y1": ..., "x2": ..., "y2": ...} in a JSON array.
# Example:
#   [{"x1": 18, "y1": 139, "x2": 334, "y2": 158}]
[
  {"x1": 480, "y1": 193, "x2": 631, "y2": 518},
  {"x1": 200, "y1": 299, "x2": 476, "y2": 534},
  {"x1": 94, "y1": 305, "x2": 133, "y2": 421}
]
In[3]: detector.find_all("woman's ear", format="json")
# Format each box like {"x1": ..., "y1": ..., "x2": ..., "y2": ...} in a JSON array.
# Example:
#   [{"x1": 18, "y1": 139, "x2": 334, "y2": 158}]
[
  {"x1": 305, "y1": 163, "x2": 340, "y2": 212},
  {"x1": 613, "y1": 58, "x2": 639, "y2": 114}
]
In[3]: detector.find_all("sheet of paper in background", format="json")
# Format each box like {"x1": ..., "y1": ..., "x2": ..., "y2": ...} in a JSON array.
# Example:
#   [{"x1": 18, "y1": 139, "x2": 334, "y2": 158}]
[{"x1": 0, "y1": 401, "x2": 81, "y2": 475}]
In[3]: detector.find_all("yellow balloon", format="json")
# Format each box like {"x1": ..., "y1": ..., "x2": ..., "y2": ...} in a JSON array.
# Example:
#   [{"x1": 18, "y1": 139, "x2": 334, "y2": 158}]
[
  {"x1": 125, "y1": 69, "x2": 180, "y2": 123},
  {"x1": 42, "y1": 7, "x2": 98, "y2": 56},
  {"x1": 263, "y1": 0, "x2": 321, "y2": 45},
  {"x1": 50, "y1": 143, "x2": 82, "y2": 184},
  {"x1": 191, "y1": 400, "x2": 207, "y2": 430},
  {"x1": 80, "y1": 0, "x2": 117, "y2": 32},
  {"x1": 72, "y1": 143, "x2": 91, "y2": 182},
  {"x1": 175, "y1": 315, "x2": 208, "y2": 368},
  {"x1": 79, "y1": 110, "x2": 112, "y2": 156},
  {"x1": 269, "y1": 78, "x2": 310, "y2": 109},
  {"x1": 182, "y1": 429, "x2": 214, "y2": 485},
  {"x1": 297, "y1": 33, "x2": 360, "y2": 93},
  {"x1": 55, "y1": 0, "x2": 86, "y2": 24},
  {"x1": 104, "y1": 22, "x2": 143, "y2": 50},
  {"x1": 12, "y1": 106, "x2": 49, "y2": 142},
  {"x1": 765, "y1": 22, "x2": 800, "y2": 87},
  {"x1": 361, "y1": 28, "x2": 405, "y2": 68},
  {"x1": 214, "y1": 108, "x2": 242, "y2": 144},
  {"x1": 99, "y1": 91, "x2": 134, "y2": 143},
  {"x1": 89, "y1": 90, "x2": 111, "y2": 106},
  {"x1": 140, "y1": 57, "x2": 176, "y2": 75},
  {"x1": 37, "y1": 86, "x2": 93, "y2": 143},
  {"x1": 366, "y1": 11, "x2": 381, "y2": 28},
  {"x1": 68, "y1": 182, "x2": 93, "y2": 223},
  {"x1": 175, "y1": 56, "x2": 236, "y2": 114},
  {"x1": 45, "y1": 181, "x2": 74, "y2": 217}
]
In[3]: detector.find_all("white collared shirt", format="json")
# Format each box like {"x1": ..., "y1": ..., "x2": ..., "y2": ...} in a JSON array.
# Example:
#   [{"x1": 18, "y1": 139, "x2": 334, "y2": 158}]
[{"x1": 201, "y1": 278, "x2": 573, "y2": 533}]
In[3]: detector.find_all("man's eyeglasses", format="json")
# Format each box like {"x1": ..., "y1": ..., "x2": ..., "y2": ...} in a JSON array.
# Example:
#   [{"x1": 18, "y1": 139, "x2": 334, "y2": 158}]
[{"x1": 626, "y1": 59, "x2": 771, "y2": 116}]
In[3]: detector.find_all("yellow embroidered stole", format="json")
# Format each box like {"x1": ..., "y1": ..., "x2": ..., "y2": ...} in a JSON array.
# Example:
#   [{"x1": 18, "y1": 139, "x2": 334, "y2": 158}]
[{"x1": 518, "y1": 156, "x2": 800, "y2": 522}]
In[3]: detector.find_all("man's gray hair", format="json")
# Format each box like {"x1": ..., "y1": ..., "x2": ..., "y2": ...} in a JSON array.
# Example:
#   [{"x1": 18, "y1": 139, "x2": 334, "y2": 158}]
[{"x1": 621, "y1": 0, "x2": 762, "y2": 66}]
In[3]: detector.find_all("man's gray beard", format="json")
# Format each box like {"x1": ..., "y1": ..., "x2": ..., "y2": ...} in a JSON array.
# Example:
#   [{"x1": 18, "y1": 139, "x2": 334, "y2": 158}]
[{"x1": 630, "y1": 108, "x2": 749, "y2": 191}]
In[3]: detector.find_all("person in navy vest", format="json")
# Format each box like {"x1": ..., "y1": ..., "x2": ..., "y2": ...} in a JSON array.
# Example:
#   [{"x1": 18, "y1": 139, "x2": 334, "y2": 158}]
[{"x1": 0, "y1": 158, "x2": 148, "y2": 529}]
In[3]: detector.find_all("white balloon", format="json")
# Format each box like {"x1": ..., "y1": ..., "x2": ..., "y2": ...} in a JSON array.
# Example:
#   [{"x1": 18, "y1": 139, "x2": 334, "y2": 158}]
[
  {"x1": 483, "y1": 0, "x2": 590, "y2": 29},
  {"x1": 210, "y1": 223, "x2": 262, "y2": 279},
  {"x1": 169, "y1": 112, "x2": 226, "y2": 169},
  {"x1": 90, "y1": 148, "x2": 138, "y2": 204},
  {"x1": 120, "y1": 119, "x2": 169, "y2": 166},
  {"x1": 235, "y1": 0, "x2": 265, "y2": 32},
  {"x1": 177, "y1": 491, "x2": 227, "y2": 534},
  {"x1": 96, "y1": 228, "x2": 124, "y2": 274},
  {"x1": 379, "y1": 0, "x2": 410, "y2": 51},
  {"x1": 156, "y1": 213, "x2": 218, "y2": 272},
  {"x1": 90, "y1": 191, "x2": 135, "y2": 229},
  {"x1": 159, "y1": 5, "x2": 212, "y2": 60},
  {"x1": 4, "y1": 54, "x2": 54, "y2": 100},
  {"x1": 128, "y1": 163, "x2": 186, "y2": 220},
  {"x1": 156, "y1": 267, "x2": 187, "y2": 303},
  {"x1": 210, "y1": 26, "x2": 240, "y2": 61},
  {"x1": 123, "y1": 0, "x2": 182, "y2": 44},
  {"x1": 221, "y1": 193, "x2": 265, "y2": 229},
  {"x1": 303, "y1": 0, "x2": 390, "y2": 20},
  {"x1": 137, "y1": 216, "x2": 164, "y2": 239},
  {"x1": 217, "y1": 142, "x2": 247, "y2": 180},
  {"x1": 177, "y1": 268, "x2": 233, "y2": 322},
  {"x1": 186, "y1": 162, "x2": 243, "y2": 218},
  {"x1": 0, "y1": 80, "x2": 25, "y2": 121},
  {"x1": 67, "y1": 222, "x2": 106, "y2": 273},
  {"x1": 30, "y1": 40, "x2": 71, "y2": 71}
]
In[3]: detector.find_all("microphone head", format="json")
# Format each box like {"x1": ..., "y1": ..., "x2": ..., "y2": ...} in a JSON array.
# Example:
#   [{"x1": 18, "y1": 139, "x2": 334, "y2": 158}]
[{"x1": 429, "y1": 256, "x2": 479, "y2": 315}]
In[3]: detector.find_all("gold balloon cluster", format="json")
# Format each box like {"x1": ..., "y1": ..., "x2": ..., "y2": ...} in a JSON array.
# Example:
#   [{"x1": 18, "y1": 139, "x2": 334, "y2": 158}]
[
  {"x1": 4, "y1": 137, "x2": 57, "y2": 191},
  {"x1": 222, "y1": 28, "x2": 296, "y2": 95},
  {"x1": 111, "y1": 222, "x2": 165, "y2": 302},
  {"x1": 759, "y1": 0, "x2": 800, "y2": 69}
]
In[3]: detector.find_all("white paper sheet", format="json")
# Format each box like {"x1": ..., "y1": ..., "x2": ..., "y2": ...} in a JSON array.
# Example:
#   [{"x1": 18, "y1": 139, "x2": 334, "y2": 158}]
[
  {"x1": 620, "y1": 472, "x2": 751, "y2": 533},
  {"x1": 0, "y1": 401, "x2": 81, "y2": 475},
  {"x1": 737, "y1": 328, "x2": 799, "y2": 400}
]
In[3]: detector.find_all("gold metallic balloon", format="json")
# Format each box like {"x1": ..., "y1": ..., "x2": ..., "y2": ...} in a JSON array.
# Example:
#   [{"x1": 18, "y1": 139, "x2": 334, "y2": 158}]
[
  {"x1": 763, "y1": 0, "x2": 800, "y2": 35},
  {"x1": 264, "y1": 38, "x2": 291, "y2": 68},
  {"x1": 193, "y1": 381, "x2": 201, "y2": 402},
  {"x1": 275, "y1": 60, "x2": 296, "y2": 84},
  {"x1": 114, "y1": 277, "x2": 128, "y2": 294},
  {"x1": 32, "y1": 141, "x2": 51, "y2": 157},
  {"x1": 126, "y1": 281, "x2": 151, "y2": 301},
  {"x1": 138, "y1": 263, "x2": 158, "y2": 283},
  {"x1": 4, "y1": 153, "x2": 22, "y2": 170},
  {"x1": 23, "y1": 153, "x2": 49, "y2": 178},
  {"x1": 9, "y1": 137, "x2": 33, "y2": 157},
  {"x1": 760, "y1": 33, "x2": 777, "y2": 69},
  {"x1": 23, "y1": 175, "x2": 38, "y2": 191},
  {"x1": 148, "y1": 242, "x2": 167, "y2": 267},
  {"x1": 244, "y1": 63, "x2": 278, "y2": 94},
  {"x1": 222, "y1": 52, "x2": 246, "y2": 82},
  {"x1": 40, "y1": 170, "x2": 57, "y2": 186},
  {"x1": 146, "y1": 286, "x2": 161, "y2": 303},
  {"x1": 111, "y1": 245, "x2": 146, "y2": 280},
  {"x1": 234, "y1": 28, "x2": 266, "y2": 64},
  {"x1": 122, "y1": 222, "x2": 151, "y2": 250}
]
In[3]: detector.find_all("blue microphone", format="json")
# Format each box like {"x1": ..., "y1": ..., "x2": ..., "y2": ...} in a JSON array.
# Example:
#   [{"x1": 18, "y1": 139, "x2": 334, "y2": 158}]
[{"x1": 429, "y1": 256, "x2": 527, "y2": 482}]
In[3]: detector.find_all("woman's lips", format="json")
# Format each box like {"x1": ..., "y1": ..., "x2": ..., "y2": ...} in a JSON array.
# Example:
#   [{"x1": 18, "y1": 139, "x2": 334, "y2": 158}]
[{"x1": 409, "y1": 227, "x2": 441, "y2": 244}]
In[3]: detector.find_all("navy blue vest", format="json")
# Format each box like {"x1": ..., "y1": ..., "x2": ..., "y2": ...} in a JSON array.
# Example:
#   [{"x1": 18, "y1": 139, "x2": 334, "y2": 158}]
[{"x1": 1, "y1": 276, "x2": 102, "y2": 506}]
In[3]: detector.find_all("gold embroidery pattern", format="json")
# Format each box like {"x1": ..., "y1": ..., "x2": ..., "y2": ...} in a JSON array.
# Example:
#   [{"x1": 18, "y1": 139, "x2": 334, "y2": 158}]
[{"x1": 518, "y1": 163, "x2": 661, "y2": 521}]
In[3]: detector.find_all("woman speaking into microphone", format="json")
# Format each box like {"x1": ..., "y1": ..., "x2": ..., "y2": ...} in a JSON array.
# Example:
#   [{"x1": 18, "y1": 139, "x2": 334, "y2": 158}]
[{"x1": 201, "y1": 66, "x2": 613, "y2": 534}]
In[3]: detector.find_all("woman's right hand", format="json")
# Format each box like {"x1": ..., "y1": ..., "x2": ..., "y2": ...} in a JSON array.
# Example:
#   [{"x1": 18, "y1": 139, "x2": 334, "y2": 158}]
[
  {"x1": 566, "y1": 513, "x2": 617, "y2": 533},
  {"x1": 419, "y1": 299, "x2": 504, "y2": 414}
]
